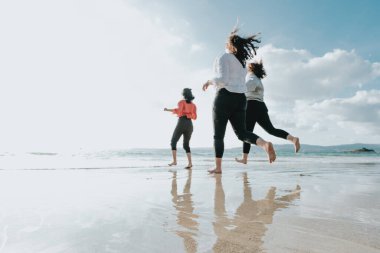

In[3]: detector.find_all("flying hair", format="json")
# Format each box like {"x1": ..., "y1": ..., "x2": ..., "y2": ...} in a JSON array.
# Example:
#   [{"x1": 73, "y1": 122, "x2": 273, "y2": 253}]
[
  {"x1": 228, "y1": 25, "x2": 261, "y2": 68},
  {"x1": 248, "y1": 60, "x2": 266, "y2": 79}
]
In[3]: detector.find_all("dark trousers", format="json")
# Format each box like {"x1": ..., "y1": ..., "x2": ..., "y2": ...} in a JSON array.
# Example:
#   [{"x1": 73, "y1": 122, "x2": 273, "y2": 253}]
[
  {"x1": 213, "y1": 88, "x2": 260, "y2": 158},
  {"x1": 243, "y1": 100, "x2": 289, "y2": 154},
  {"x1": 171, "y1": 116, "x2": 193, "y2": 153}
]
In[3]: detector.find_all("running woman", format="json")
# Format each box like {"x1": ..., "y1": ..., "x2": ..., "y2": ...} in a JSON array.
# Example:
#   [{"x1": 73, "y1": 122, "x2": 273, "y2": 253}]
[
  {"x1": 202, "y1": 28, "x2": 276, "y2": 174},
  {"x1": 235, "y1": 61, "x2": 300, "y2": 164}
]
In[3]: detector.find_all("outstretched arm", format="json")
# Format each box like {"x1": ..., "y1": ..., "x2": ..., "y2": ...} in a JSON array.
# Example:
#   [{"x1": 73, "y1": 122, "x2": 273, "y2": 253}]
[
  {"x1": 203, "y1": 55, "x2": 229, "y2": 91},
  {"x1": 202, "y1": 80, "x2": 213, "y2": 91},
  {"x1": 165, "y1": 101, "x2": 183, "y2": 115}
]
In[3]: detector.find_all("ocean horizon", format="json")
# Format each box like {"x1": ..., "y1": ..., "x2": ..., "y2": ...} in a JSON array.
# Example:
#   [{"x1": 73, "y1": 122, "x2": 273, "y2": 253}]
[{"x1": 1, "y1": 143, "x2": 379, "y2": 171}]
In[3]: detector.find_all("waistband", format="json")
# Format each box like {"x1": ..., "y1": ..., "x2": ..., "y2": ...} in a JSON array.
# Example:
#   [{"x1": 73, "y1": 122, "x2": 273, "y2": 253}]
[
  {"x1": 179, "y1": 116, "x2": 191, "y2": 120},
  {"x1": 247, "y1": 99, "x2": 264, "y2": 103},
  {"x1": 218, "y1": 88, "x2": 245, "y2": 96}
]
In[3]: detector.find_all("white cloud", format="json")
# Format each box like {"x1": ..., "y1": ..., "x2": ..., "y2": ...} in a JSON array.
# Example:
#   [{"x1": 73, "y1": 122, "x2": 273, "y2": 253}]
[
  {"x1": 294, "y1": 90, "x2": 380, "y2": 132},
  {"x1": 263, "y1": 89, "x2": 380, "y2": 145},
  {"x1": 0, "y1": 1, "x2": 379, "y2": 151},
  {"x1": 256, "y1": 45, "x2": 380, "y2": 103},
  {"x1": 0, "y1": 0, "x2": 210, "y2": 151},
  {"x1": 372, "y1": 62, "x2": 380, "y2": 77},
  {"x1": 248, "y1": 45, "x2": 380, "y2": 145},
  {"x1": 190, "y1": 43, "x2": 204, "y2": 53}
]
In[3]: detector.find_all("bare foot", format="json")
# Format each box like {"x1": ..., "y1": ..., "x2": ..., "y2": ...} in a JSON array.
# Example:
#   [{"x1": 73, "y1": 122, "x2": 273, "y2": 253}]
[
  {"x1": 264, "y1": 142, "x2": 276, "y2": 163},
  {"x1": 235, "y1": 157, "x2": 247, "y2": 164},
  {"x1": 185, "y1": 164, "x2": 192, "y2": 170},
  {"x1": 208, "y1": 168, "x2": 222, "y2": 174},
  {"x1": 168, "y1": 162, "x2": 177, "y2": 166},
  {"x1": 293, "y1": 137, "x2": 300, "y2": 153}
]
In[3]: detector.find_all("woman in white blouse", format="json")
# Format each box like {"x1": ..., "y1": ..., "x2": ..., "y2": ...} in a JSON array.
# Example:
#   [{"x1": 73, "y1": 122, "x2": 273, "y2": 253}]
[
  {"x1": 236, "y1": 61, "x2": 300, "y2": 165},
  {"x1": 202, "y1": 29, "x2": 276, "y2": 174}
]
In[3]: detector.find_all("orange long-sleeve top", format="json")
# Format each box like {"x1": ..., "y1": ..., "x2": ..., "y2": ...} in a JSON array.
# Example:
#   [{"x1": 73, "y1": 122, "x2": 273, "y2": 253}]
[{"x1": 173, "y1": 100, "x2": 197, "y2": 120}]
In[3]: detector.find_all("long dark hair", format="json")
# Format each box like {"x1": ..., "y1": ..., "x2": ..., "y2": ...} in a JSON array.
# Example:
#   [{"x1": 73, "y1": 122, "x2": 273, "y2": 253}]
[
  {"x1": 247, "y1": 60, "x2": 266, "y2": 79},
  {"x1": 182, "y1": 88, "x2": 195, "y2": 103},
  {"x1": 228, "y1": 28, "x2": 261, "y2": 68}
]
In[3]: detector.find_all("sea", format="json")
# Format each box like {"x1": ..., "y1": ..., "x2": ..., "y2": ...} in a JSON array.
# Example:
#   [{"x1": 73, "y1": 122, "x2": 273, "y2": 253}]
[{"x1": 0, "y1": 144, "x2": 379, "y2": 171}]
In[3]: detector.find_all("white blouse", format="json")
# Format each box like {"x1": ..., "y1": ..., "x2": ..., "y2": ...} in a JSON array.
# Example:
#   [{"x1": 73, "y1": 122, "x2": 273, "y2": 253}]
[
  {"x1": 210, "y1": 52, "x2": 247, "y2": 93},
  {"x1": 245, "y1": 72, "x2": 264, "y2": 102}
]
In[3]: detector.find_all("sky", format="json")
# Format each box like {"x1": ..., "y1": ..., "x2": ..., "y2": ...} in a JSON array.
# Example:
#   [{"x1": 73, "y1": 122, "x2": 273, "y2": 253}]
[{"x1": 0, "y1": 0, "x2": 379, "y2": 151}]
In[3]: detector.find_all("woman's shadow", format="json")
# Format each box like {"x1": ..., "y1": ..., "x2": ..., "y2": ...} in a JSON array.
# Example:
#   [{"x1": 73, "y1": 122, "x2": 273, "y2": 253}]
[
  {"x1": 212, "y1": 172, "x2": 301, "y2": 252},
  {"x1": 171, "y1": 170, "x2": 199, "y2": 253},
  {"x1": 169, "y1": 171, "x2": 300, "y2": 253}
]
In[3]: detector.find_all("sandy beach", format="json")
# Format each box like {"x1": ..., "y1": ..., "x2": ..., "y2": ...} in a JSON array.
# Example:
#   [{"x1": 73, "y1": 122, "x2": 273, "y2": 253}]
[
  {"x1": 0, "y1": 153, "x2": 379, "y2": 253},
  {"x1": 1, "y1": 0, "x2": 380, "y2": 252}
]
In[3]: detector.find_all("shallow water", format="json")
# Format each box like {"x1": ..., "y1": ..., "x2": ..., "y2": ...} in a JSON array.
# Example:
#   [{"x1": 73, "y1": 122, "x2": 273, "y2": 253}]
[{"x1": 0, "y1": 150, "x2": 379, "y2": 252}]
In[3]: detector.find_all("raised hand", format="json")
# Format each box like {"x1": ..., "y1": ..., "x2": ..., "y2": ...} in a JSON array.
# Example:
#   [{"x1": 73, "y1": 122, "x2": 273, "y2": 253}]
[{"x1": 202, "y1": 81, "x2": 211, "y2": 91}]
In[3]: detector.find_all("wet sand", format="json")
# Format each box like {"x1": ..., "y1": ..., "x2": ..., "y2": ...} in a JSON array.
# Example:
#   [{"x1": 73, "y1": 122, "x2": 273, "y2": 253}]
[{"x1": 0, "y1": 157, "x2": 379, "y2": 252}]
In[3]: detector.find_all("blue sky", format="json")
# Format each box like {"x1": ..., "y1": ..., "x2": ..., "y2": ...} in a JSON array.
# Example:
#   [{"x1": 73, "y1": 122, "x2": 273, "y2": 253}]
[
  {"x1": 132, "y1": 0, "x2": 380, "y2": 97},
  {"x1": 132, "y1": 0, "x2": 380, "y2": 62},
  {"x1": 0, "y1": 0, "x2": 379, "y2": 151}
]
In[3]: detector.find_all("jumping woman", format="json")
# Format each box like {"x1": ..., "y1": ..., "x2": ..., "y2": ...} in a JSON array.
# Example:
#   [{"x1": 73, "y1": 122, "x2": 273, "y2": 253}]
[
  {"x1": 235, "y1": 61, "x2": 300, "y2": 164},
  {"x1": 202, "y1": 28, "x2": 276, "y2": 174},
  {"x1": 164, "y1": 88, "x2": 197, "y2": 169}
]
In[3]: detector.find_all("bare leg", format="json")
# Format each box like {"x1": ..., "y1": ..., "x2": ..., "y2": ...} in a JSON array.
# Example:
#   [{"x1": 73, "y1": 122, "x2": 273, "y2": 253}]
[
  {"x1": 169, "y1": 150, "x2": 177, "y2": 166},
  {"x1": 235, "y1": 153, "x2": 248, "y2": 164},
  {"x1": 185, "y1": 153, "x2": 192, "y2": 169},
  {"x1": 256, "y1": 138, "x2": 276, "y2": 163},
  {"x1": 208, "y1": 158, "x2": 222, "y2": 174},
  {"x1": 286, "y1": 135, "x2": 301, "y2": 153}
]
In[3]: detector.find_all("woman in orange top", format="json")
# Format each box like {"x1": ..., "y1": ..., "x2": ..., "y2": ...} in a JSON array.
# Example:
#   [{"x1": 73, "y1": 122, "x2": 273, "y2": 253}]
[{"x1": 164, "y1": 88, "x2": 197, "y2": 169}]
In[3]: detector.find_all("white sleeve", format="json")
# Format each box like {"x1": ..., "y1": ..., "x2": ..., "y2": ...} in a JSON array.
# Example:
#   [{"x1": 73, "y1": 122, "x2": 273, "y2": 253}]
[
  {"x1": 245, "y1": 74, "x2": 260, "y2": 92},
  {"x1": 210, "y1": 55, "x2": 229, "y2": 86}
]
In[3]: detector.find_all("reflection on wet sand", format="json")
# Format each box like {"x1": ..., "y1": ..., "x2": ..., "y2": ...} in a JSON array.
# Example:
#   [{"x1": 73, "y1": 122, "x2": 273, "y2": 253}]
[
  {"x1": 213, "y1": 173, "x2": 301, "y2": 253},
  {"x1": 171, "y1": 171, "x2": 199, "y2": 253}
]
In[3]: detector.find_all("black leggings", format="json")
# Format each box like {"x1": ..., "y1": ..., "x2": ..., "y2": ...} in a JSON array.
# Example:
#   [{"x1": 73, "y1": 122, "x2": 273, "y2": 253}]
[
  {"x1": 171, "y1": 116, "x2": 193, "y2": 153},
  {"x1": 243, "y1": 100, "x2": 289, "y2": 154},
  {"x1": 213, "y1": 88, "x2": 260, "y2": 158}
]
